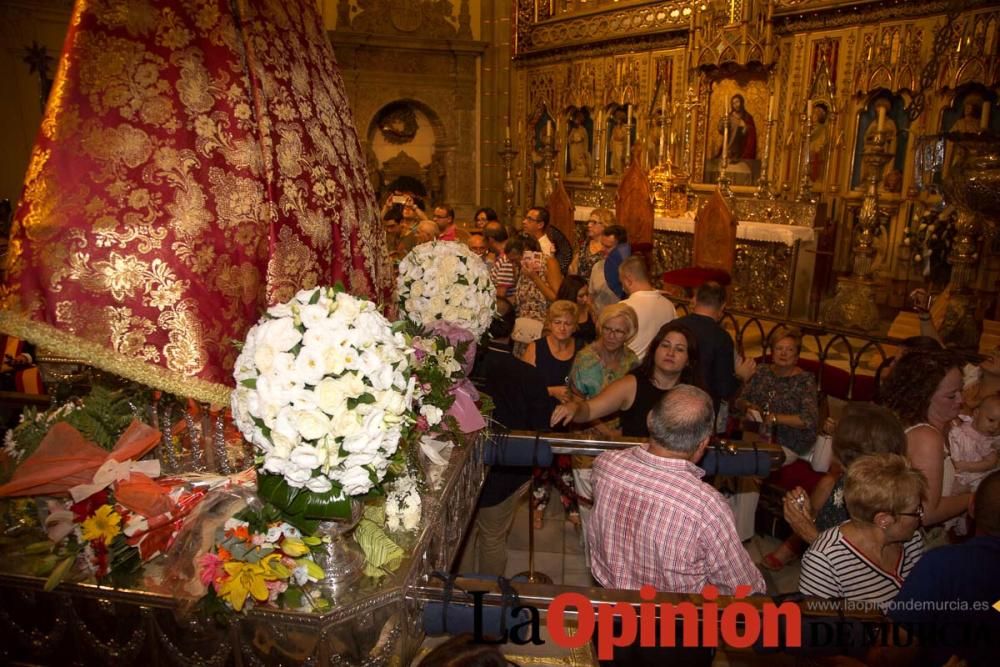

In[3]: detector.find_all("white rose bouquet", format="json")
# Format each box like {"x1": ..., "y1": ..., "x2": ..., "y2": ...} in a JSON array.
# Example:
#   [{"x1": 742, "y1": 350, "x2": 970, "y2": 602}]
[
  {"x1": 231, "y1": 286, "x2": 416, "y2": 523},
  {"x1": 396, "y1": 241, "x2": 496, "y2": 339}
]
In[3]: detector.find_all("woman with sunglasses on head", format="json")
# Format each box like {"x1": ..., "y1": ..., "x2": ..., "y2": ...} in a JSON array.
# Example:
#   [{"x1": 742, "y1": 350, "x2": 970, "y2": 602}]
[
  {"x1": 799, "y1": 453, "x2": 927, "y2": 604},
  {"x1": 551, "y1": 321, "x2": 702, "y2": 438}
]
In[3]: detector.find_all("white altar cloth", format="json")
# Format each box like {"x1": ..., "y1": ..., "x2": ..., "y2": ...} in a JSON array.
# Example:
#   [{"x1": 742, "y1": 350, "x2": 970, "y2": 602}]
[{"x1": 573, "y1": 206, "x2": 815, "y2": 247}]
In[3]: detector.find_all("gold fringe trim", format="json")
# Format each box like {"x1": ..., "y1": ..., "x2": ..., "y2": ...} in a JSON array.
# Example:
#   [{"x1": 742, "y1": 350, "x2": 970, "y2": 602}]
[{"x1": 0, "y1": 310, "x2": 232, "y2": 407}]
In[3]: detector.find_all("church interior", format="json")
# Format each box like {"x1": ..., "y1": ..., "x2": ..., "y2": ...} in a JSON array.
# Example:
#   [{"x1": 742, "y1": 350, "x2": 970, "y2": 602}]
[{"x1": 1, "y1": 1, "x2": 999, "y2": 665}]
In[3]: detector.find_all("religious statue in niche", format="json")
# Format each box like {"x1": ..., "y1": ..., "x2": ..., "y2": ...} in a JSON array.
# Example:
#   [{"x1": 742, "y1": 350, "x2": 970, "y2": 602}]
[
  {"x1": 809, "y1": 103, "x2": 831, "y2": 184},
  {"x1": 703, "y1": 79, "x2": 766, "y2": 186},
  {"x1": 851, "y1": 94, "x2": 907, "y2": 193},
  {"x1": 942, "y1": 90, "x2": 997, "y2": 176},
  {"x1": 377, "y1": 103, "x2": 418, "y2": 144},
  {"x1": 565, "y1": 108, "x2": 592, "y2": 179},
  {"x1": 608, "y1": 105, "x2": 632, "y2": 177}
]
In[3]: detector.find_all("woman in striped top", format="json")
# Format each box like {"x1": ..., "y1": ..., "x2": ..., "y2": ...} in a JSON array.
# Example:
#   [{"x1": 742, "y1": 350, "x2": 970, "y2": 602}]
[{"x1": 799, "y1": 453, "x2": 927, "y2": 605}]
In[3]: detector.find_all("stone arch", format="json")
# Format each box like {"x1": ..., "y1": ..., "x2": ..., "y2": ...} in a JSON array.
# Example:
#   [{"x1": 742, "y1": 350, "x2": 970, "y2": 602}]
[{"x1": 363, "y1": 98, "x2": 453, "y2": 207}]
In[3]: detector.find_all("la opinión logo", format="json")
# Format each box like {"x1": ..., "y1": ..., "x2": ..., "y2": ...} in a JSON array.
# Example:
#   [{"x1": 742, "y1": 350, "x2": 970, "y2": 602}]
[{"x1": 470, "y1": 583, "x2": 801, "y2": 660}]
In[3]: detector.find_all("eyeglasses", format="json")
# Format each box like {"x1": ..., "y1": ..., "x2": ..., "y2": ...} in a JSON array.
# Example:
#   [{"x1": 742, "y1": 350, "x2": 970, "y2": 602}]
[
  {"x1": 524, "y1": 215, "x2": 541, "y2": 222},
  {"x1": 469, "y1": 246, "x2": 488, "y2": 255},
  {"x1": 587, "y1": 219, "x2": 602, "y2": 225},
  {"x1": 602, "y1": 325, "x2": 629, "y2": 338},
  {"x1": 433, "y1": 214, "x2": 450, "y2": 220},
  {"x1": 895, "y1": 504, "x2": 924, "y2": 521}
]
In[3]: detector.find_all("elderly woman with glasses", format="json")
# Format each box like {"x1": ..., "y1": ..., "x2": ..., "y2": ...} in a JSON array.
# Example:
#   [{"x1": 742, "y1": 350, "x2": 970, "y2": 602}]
[
  {"x1": 563, "y1": 302, "x2": 639, "y2": 549},
  {"x1": 570, "y1": 207, "x2": 614, "y2": 281},
  {"x1": 799, "y1": 453, "x2": 927, "y2": 604},
  {"x1": 736, "y1": 325, "x2": 818, "y2": 458}
]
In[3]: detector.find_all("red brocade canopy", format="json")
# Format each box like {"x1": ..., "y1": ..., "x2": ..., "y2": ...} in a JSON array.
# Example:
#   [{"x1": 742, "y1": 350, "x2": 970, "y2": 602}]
[{"x1": 0, "y1": 0, "x2": 391, "y2": 405}]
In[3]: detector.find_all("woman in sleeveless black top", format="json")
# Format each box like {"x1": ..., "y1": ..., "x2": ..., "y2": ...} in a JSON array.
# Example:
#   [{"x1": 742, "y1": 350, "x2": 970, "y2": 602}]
[
  {"x1": 552, "y1": 321, "x2": 703, "y2": 437},
  {"x1": 521, "y1": 301, "x2": 582, "y2": 528}
]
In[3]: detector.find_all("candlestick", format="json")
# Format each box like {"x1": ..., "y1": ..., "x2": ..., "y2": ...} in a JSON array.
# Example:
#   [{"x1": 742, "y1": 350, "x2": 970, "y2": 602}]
[
  {"x1": 877, "y1": 106, "x2": 885, "y2": 133},
  {"x1": 506, "y1": 125, "x2": 510, "y2": 140},
  {"x1": 722, "y1": 118, "x2": 729, "y2": 158},
  {"x1": 547, "y1": 120, "x2": 553, "y2": 139},
  {"x1": 767, "y1": 94, "x2": 775, "y2": 123},
  {"x1": 626, "y1": 105, "x2": 632, "y2": 128},
  {"x1": 981, "y1": 102, "x2": 991, "y2": 131},
  {"x1": 806, "y1": 100, "x2": 812, "y2": 119},
  {"x1": 661, "y1": 93, "x2": 667, "y2": 120},
  {"x1": 658, "y1": 115, "x2": 666, "y2": 164}
]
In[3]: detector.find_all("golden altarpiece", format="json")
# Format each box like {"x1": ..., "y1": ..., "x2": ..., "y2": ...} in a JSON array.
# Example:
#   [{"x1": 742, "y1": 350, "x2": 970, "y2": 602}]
[{"x1": 502, "y1": 0, "x2": 1000, "y2": 327}]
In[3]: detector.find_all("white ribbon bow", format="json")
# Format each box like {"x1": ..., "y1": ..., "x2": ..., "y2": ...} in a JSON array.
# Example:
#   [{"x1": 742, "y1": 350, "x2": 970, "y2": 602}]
[{"x1": 69, "y1": 458, "x2": 162, "y2": 503}]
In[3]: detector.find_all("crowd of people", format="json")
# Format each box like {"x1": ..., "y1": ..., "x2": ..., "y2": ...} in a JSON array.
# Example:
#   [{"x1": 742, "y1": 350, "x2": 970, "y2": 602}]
[{"x1": 387, "y1": 195, "x2": 999, "y2": 666}]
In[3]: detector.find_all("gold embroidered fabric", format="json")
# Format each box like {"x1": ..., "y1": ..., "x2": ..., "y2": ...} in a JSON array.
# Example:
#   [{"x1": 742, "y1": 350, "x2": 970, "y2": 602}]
[{"x1": 0, "y1": 0, "x2": 391, "y2": 405}]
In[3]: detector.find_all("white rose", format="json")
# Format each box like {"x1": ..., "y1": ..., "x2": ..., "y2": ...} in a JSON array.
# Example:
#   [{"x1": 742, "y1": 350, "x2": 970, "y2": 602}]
[
  {"x1": 341, "y1": 371, "x2": 368, "y2": 398},
  {"x1": 305, "y1": 475, "x2": 333, "y2": 493},
  {"x1": 315, "y1": 377, "x2": 348, "y2": 415},
  {"x1": 293, "y1": 346, "x2": 326, "y2": 386},
  {"x1": 267, "y1": 302, "x2": 294, "y2": 318},
  {"x1": 259, "y1": 317, "x2": 302, "y2": 352},
  {"x1": 284, "y1": 464, "x2": 312, "y2": 486},
  {"x1": 339, "y1": 467, "x2": 373, "y2": 495},
  {"x1": 341, "y1": 429, "x2": 377, "y2": 454},
  {"x1": 261, "y1": 454, "x2": 289, "y2": 476},
  {"x1": 420, "y1": 404, "x2": 443, "y2": 426},
  {"x1": 289, "y1": 444, "x2": 323, "y2": 470},
  {"x1": 297, "y1": 303, "x2": 329, "y2": 330},
  {"x1": 294, "y1": 409, "x2": 331, "y2": 441},
  {"x1": 253, "y1": 342, "x2": 278, "y2": 375},
  {"x1": 270, "y1": 429, "x2": 296, "y2": 459},
  {"x1": 331, "y1": 409, "x2": 363, "y2": 439},
  {"x1": 334, "y1": 292, "x2": 362, "y2": 320}
]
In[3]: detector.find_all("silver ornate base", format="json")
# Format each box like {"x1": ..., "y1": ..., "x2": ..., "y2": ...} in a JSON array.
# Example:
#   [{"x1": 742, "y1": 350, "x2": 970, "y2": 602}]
[
  {"x1": 314, "y1": 501, "x2": 366, "y2": 599},
  {"x1": 819, "y1": 278, "x2": 881, "y2": 332}
]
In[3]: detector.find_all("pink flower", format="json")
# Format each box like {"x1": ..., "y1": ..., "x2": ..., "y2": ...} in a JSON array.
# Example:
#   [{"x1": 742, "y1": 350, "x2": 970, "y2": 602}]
[
  {"x1": 415, "y1": 416, "x2": 429, "y2": 432},
  {"x1": 198, "y1": 551, "x2": 225, "y2": 588}
]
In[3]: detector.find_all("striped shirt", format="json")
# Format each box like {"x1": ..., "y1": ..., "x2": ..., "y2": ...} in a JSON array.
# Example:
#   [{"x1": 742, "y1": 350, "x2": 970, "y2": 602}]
[
  {"x1": 490, "y1": 255, "x2": 515, "y2": 291},
  {"x1": 589, "y1": 447, "x2": 766, "y2": 595},
  {"x1": 799, "y1": 526, "x2": 924, "y2": 604}
]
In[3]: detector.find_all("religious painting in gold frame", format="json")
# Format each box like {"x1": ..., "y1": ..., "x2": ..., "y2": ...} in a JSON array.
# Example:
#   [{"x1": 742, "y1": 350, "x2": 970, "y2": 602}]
[{"x1": 700, "y1": 74, "x2": 769, "y2": 188}]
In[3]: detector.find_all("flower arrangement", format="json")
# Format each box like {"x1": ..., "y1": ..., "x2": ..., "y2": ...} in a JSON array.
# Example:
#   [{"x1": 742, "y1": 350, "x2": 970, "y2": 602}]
[
  {"x1": 408, "y1": 333, "x2": 470, "y2": 433},
  {"x1": 385, "y1": 473, "x2": 422, "y2": 533},
  {"x1": 41, "y1": 490, "x2": 142, "y2": 589},
  {"x1": 908, "y1": 206, "x2": 957, "y2": 285},
  {"x1": 231, "y1": 286, "x2": 416, "y2": 526},
  {"x1": 199, "y1": 507, "x2": 327, "y2": 612},
  {"x1": 1, "y1": 385, "x2": 144, "y2": 484},
  {"x1": 396, "y1": 241, "x2": 496, "y2": 339}
]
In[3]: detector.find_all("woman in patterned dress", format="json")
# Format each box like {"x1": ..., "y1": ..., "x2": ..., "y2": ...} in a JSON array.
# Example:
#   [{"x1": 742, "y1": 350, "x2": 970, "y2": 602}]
[
  {"x1": 737, "y1": 326, "x2": 819, "y2": 457},
  {"x1": 570, "y1": 207, "x2": 614, "y2": 282}
]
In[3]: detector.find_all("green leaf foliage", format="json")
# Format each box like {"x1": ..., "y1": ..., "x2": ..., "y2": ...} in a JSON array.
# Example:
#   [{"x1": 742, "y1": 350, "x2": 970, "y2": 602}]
[{"x1": 257, "y1": 474, "x2": 352, "y2": 533}]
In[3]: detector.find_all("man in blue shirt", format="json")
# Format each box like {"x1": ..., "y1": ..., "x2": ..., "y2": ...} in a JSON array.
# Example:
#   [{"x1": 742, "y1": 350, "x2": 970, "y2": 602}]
[{"x1": 879, "y1": 470, "x2": 1000, "y2": 666}]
